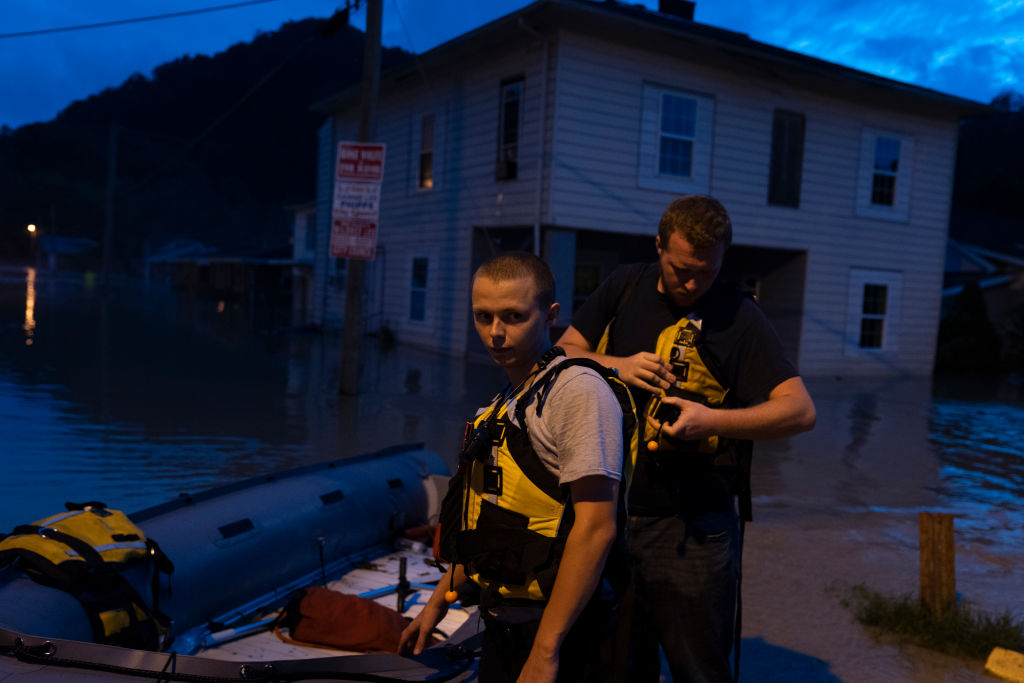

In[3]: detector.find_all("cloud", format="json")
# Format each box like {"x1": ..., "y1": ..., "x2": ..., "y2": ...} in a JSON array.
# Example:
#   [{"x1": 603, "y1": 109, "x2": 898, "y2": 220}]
[{"x1": 699, "y1": 0, "x2": 1022, "y2": 103}]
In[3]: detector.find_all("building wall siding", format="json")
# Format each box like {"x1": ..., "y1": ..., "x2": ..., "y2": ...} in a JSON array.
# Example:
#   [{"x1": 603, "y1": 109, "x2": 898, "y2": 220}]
[
  {"x1": 317, "y1": 24, "x2": 962, "y2": 377},
  {"x1": 329, "y1": 41, "x2": 552, "y2": 354},
  {"x1": 546, "y1": 32, "x2": 958, "y2": 376}
]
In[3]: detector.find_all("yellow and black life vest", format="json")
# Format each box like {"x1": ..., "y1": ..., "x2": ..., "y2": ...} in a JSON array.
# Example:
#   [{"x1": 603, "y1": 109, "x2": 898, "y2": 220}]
[
  {"x1": 0, "y1": 502, "x2": 174, "y2": 649},
  {"x1": 438, "y1": 351, "x2": 637, "y2": 603},
  {"x1": 644, "y1": 313, "x2": 730, "y2": 455},
  {"x1": 598, "y1": 292, "x2": 756, "y2": 521}
]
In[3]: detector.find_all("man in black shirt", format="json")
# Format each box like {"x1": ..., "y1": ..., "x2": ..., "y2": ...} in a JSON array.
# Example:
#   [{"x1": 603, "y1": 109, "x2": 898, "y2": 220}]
[{"x1": 557, "y1": 195, "x2": 815, "y2": 682}]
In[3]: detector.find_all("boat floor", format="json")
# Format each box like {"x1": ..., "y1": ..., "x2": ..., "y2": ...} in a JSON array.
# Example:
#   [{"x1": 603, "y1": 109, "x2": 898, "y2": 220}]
[{"x1": 197, "y1": 541, "x2": 476, "y2": 662}]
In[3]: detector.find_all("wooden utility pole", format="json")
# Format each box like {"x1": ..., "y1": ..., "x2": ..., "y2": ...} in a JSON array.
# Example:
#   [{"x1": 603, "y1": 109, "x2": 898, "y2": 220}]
[
  {"x1": 339, "y1": 0, "x2": 382, "y2": 395},
  {"x1": 919, "y1": 512, "x2": 956, "y2": 616},
  {"x1": 100, "y1": 121, "x2": 118, "y2": 292}
]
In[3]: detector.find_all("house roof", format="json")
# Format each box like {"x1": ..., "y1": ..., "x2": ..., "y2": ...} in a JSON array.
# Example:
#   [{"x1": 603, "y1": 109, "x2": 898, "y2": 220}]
[{"x1": 313, "y1": 0, "x2": 987, "y2": 118}]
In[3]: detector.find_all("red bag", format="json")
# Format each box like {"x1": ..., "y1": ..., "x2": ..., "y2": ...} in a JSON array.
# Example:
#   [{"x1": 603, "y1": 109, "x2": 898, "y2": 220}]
[{"x1": 276, "y1": 586, "x2": 408, "y2": 653}]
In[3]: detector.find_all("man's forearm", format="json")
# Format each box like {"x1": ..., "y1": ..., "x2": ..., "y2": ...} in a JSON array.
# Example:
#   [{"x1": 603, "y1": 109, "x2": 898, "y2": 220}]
[{"x1": 529, "y1": 501, "x2": 617, "y2": 657}]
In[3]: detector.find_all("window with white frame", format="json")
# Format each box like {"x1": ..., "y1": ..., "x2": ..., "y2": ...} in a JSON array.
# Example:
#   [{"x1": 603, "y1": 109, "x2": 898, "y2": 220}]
[
  {"x1": 856, "y1": 128, "x2": 914, "y2": 221},
  {"x1": 638, "y1": 83, "x2": 713, "y2": 193},
  {"x1": 497, "y1": 77, "x2": 523, "y2": 181},
  {"x1": 845, "y1": 268, "x2": 902, "y2": 354},
  {"x1": 418, "y1": 114, "x2": 434, "y2": 190},
  {"x1": 409, "y1": 257, "x2": 429, "y2": 322}
]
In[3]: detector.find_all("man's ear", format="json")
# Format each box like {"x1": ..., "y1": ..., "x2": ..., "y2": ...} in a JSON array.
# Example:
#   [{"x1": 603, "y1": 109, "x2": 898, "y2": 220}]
[
  {"x1": 655, "y1": 235, "x2": 663, "y2": 254},
  {"x1": 545, "y1": 302, "x2": 560, "y2": 326}
]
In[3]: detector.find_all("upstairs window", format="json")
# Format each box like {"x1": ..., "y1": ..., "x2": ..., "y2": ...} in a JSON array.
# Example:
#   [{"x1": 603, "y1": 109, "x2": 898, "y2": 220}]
[
  {"x1": 870, "y1": 137, "x2": 900, "y2": 206},
  {"x1": 856, "y1": 128, "x2": 913, "y2": 221},
  {"x1": 767, "y1": 109, "x2": 805, "y2": 208},
  {"x1": 638, "y1": 83, "x2": 713, "y2": 194},
  {"x1": 418, "y1": 114, "x2": 435, "y2": 189},
  {"x1": 658, "y1": 93, "x2": 697, "y2": 177},
  {"x1": 497, "y1": 77, "x2": 523, "y2": 181}
]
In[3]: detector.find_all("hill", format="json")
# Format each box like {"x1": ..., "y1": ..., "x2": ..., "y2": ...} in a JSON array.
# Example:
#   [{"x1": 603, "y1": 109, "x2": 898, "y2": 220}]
[{"x1": 0, "y1": 17, "x2": 410, "y2": 269}]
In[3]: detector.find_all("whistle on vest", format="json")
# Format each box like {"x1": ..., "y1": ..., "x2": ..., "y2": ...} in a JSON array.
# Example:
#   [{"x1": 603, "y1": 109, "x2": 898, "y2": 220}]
[{"x1": 460, "y1": 421, "x2": 492, "y2": 463}]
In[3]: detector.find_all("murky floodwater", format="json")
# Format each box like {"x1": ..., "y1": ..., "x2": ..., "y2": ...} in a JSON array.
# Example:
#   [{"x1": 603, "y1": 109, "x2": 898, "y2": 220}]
[
  {"x1": 1, "y1": 265, "x2": 1022, "y2": 558},
  {"x1": 0, "y1": 265, "x2": 504, "y2": 530}
]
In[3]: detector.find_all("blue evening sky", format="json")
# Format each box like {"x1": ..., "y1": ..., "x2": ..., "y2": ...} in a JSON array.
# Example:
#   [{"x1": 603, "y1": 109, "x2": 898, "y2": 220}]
[{"x1": 1, "y1": 0, "x2": 1021, "y2": 129}]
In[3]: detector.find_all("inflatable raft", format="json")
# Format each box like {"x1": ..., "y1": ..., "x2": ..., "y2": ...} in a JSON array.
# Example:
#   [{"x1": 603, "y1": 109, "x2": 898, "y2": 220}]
[{"x1": 0, "y1": 443, "x2": 478, "y2": 681}]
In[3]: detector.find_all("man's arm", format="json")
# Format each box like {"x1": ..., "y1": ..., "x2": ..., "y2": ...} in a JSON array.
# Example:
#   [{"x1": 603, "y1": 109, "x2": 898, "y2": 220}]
[
  {"x1": 557, "y1": 325, "x2": 673, "y2": 394},
  {"x1": 651, "y1": 375, "x2": 816, "y2": 441},
  {"x1": 516, "y1": 475, "x2": 619, "y2": 683}
]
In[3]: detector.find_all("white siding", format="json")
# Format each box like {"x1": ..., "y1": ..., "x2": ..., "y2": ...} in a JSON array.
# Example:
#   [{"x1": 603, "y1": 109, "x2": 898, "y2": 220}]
[
  {"x1": 321, "y1": 40, "x2": 554, "y2": 354},
  {"x1": 547, "y1": 32, "x2": 958, "y2": 376},
  {"x1": 317, "y1": 24, "x2": 961, "y2": 376}
]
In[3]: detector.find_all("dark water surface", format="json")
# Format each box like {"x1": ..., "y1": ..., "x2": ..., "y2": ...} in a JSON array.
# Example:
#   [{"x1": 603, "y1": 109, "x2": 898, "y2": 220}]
[
  {"x1": 0, "y1": 265, "x2": 503, "y2": 530},
  {"x1": 2, "y1": 265, "x2": 1022, "y2": 558}
]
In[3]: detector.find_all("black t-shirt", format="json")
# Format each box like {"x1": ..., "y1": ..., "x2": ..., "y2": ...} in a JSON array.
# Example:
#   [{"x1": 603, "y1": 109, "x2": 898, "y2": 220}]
[{"x1": 571, "y1": 262, "x2": 798, "y2": 515}]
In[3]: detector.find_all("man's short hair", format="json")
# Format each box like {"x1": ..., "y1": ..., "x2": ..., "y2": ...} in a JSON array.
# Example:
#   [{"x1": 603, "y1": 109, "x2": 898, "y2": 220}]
[
  {"x1": 657, "y1": 195, "x2": 732, "y2": 250},
  {"x1": 474, "y1": 252, "x2": 556, "y2": 309}
]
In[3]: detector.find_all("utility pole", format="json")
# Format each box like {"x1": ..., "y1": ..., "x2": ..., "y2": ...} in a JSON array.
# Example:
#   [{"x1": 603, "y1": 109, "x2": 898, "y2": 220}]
[
  {"x1": 339, "y1": 0, "x2": 381, "y2": 395},
  {"x1": 100, "y1": 121, "x2": 118, "y2": 292}
]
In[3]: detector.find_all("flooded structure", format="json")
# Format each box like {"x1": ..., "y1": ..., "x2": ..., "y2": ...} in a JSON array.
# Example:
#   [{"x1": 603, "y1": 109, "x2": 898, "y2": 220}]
[{"x1": 309, "y1": 0, "x2": 984, "y2": 376}]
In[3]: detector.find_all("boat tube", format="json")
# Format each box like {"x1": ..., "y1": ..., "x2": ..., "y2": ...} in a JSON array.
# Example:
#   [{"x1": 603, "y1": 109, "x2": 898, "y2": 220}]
[{"x1": 0, "y1": 444, "x2": 466, "y2": 681}]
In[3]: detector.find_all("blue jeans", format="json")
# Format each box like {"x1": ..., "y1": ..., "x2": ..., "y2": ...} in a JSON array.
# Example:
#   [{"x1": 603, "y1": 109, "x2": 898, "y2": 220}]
[{"x1": 621, "y1": 511, "x2": 740, "y2": 683}]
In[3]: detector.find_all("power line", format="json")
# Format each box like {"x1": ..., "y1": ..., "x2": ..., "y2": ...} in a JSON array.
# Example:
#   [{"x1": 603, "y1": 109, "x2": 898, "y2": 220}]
[{"x1": 0, "y1": 0, "x2": 283, "y2": 40}]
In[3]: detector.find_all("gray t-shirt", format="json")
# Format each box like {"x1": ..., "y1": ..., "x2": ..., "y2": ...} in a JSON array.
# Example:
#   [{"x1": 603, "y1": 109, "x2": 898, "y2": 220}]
[{"x1": 498, "y1": 357, "x2": 624, "y2": 485}]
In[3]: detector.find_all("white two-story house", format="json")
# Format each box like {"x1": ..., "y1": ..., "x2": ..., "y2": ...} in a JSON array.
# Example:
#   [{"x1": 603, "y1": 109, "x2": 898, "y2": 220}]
[{"x1": 310, "y1": 0, "x2": 984, "y2": 377}]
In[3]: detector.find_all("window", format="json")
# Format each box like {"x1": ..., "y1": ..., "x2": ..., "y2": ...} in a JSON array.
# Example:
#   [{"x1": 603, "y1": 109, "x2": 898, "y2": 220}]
[
  {"x1": 638, "y1": 83, "x2": 713, "y2": 193},
  {"x1": 303, "y1": 211, "x2": 317, "y2": 251},
  {"x1": 497, "y1": 78, "x2": 522, "y2": 180},
  {"x1": 418, "y1": 114, "x2": 434, "y2": 189},
  {"x1": 870, "y1": 137, "x2": 899, "y2": 206},
  {"x1": 658, "y1": 93, "x2": 697, "y2": 177},
  {"x1": 409, "y1": 257, "x2": 428, "y2": 321},
  {"x1": 768, "y1": 110, "x2": 805, "y2": 207},
  {"x1": 845, "y1": 268, "x2": 902, "y2": 354},
  {"x1": 856, "y1": 128, "x2": 914, "y2": 221}
]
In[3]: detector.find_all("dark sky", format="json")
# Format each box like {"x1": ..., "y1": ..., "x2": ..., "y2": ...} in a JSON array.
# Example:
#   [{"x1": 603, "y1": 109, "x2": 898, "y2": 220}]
[{"x1": 1, "y1": 0, "x2": 1021, "y2": 129}]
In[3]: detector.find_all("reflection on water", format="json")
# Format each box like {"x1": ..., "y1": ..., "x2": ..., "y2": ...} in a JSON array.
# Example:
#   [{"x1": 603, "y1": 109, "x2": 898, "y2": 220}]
[
  {"x1": 22, "y1": 268, "x2": 35, "y2": 346},
  {"x1": 0, "y1": 266, "x2": 503, "y2": 530},
  {"x1": 0, "y1": 265, "x2": 1022, "y2": 563}
]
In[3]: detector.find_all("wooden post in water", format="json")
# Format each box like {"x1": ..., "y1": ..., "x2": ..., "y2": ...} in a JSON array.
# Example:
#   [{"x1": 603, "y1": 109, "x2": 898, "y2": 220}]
[{"x1": 919, "y1": 512, "x2": 956, "y2": 616}]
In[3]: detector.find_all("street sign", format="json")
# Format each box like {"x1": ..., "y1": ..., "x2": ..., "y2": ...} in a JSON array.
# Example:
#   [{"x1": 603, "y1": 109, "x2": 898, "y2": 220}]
[{"x1": 329, "y1": 141, "x2": 386, "y2": 260}]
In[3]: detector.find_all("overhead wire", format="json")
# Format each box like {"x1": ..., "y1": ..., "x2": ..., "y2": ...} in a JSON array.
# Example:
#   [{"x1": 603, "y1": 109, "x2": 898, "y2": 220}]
[
  {"x1": 0, "y1": 0, "x2": 283, "y2": 40},
  {"x1": 121, "y1": 3, "x2": 358, "y2": 193},
  {"x1": 387, "y1": 0, "x2": 435, "y2": 101}
]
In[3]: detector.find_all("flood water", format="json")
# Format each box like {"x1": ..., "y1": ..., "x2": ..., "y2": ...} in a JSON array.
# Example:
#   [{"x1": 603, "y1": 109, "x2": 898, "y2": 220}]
[{"x1": 2, "y1": 265, "x2": 1023, "y2": 559}]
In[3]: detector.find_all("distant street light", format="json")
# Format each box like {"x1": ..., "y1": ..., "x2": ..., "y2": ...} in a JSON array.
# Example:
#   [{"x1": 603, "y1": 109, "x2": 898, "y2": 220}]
[{"x1": 27, "y1": 224, "x2": 36, "y2": 233}]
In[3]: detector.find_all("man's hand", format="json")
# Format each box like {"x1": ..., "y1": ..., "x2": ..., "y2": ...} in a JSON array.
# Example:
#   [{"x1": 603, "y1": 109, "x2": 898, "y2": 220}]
[
  {"x1": 616, "y1": 351, "x2": 675, "y2": 393},
  {"x1": 516, "y1": 646, "x2": 558, "y2": 683},
  {"x1": 647, "y1": 395, "x2": 713, "y2": 440},
  {"x1": 399, "y1": 566, "x2": 462, "y2": 656},
  {"x1": 398, "y1": 601, "x2": 445, "y2": 655},
  {"x1": 556, "y1": 325, "x2": 675, "y2": 393}
]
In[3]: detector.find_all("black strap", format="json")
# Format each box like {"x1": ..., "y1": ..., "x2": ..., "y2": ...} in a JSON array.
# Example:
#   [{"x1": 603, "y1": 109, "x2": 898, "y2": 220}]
[
  {"x1": 601, "y1": 263, "x2": 647, "y2": 356},
  {"x1": 732, "y1": 517, "x2": 745, "y2": 683},
  {"x1": 9, "y1": 525, "x2": 106, "y2": 566},
  {"x1": 1, "y1": 624, "x2": 478, "y2": 682}
]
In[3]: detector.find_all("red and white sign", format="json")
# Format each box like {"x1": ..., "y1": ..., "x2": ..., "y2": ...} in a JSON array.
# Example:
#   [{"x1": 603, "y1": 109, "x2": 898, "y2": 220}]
[{"x1": 329, "y1": 141, "x2": 386, "y2": 260}]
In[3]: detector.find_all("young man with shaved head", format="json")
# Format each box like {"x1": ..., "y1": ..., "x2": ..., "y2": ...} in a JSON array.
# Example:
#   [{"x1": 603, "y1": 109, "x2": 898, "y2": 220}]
[
  {"x1": 401, "y1": 252, "x2": 637, "y2": 683},
  {"x1": 558, "y1": 195, "x2": 816, "y2": 682}
]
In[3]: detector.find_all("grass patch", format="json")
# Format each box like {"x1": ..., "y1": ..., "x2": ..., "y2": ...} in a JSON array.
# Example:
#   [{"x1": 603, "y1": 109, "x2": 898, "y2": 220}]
[{"x1": 842, "y1": 584, "x2": 1024, "y2": 660}]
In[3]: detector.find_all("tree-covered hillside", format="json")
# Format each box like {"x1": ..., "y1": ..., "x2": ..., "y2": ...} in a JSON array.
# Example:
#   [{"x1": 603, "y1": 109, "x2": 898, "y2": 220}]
[{"x1": 0, "y1": 18, "x2": 409, "y2": 268}]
